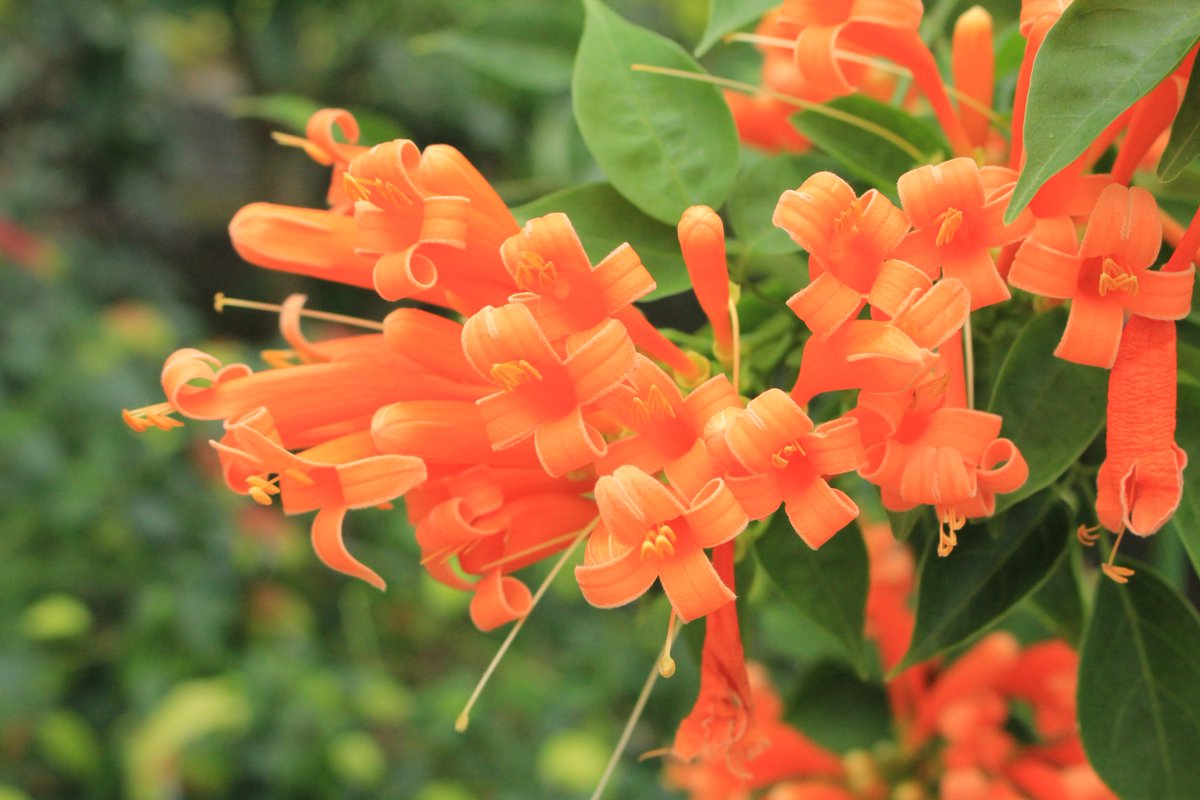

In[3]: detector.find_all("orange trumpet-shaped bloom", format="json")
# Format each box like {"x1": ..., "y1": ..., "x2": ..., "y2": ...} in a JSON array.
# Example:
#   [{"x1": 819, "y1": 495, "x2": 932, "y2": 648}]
[
  {"x1": 952, "y1": 6, "x2": 995, "y2": 152},
  {"x1": 896, "y1": 158, "x2": 1034, "y2": 309},
  {"x1": 1008, "y1": 184, "x2": 1195, "y2": 368},
  {"x1": 499, "y1": 212, "x2": 656, "y2": 341},
  {"x1": 721, "y1": 389, "x2": 866, "y2": 548},
  {"x1": 574, "y1": 465, "x2": 747, "y2": 623},
  {"x1": 678, "y1": 205, "x2": 734, "y2": 356},
  {"x1": 462, "y1": 303, "x2": 636, "y2": 477},
  {"x1": 723, "y1": 90, "x2": 812, "y2": 154},
  {"x1": 1095, "y1": 316, "x2": 1187, "y2": 536},
  {"x1": 773, "y1": 172, "x2": 910, "y2": 339},
  {"x1": 213, "y1": 408, "x2": 426, "y2": 590}
]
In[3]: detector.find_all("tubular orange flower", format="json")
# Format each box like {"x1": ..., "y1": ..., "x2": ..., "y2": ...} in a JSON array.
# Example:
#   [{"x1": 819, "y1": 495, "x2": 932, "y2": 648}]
[
  {"x1": 722, "y1": 389, "x2": 865, "y2": 548},
  {"x1": 773, "y1": 172, "x2": 910, "y2": 339},
  {"x1": 1095, "y1": 315, "x2": 1187, "y2": 538},
  {"x1": 461, "y1": 303, "x2": 636, "y2": 477},
  {"x1": 896, "y1": 158, "x2": 1034, "y2": 309},
  {"x1": 575, "y1": 465, "x2": 747, "y2": 623},
  {"x1": 951, "y1": 6, "x2": 995, "y2": 152},
  {"x1": 1008, "y1": 184, "x2": 1194, "y2": 367},
  {"x1": 678, "y1": 205, "x2": 734, "y2": 357}
]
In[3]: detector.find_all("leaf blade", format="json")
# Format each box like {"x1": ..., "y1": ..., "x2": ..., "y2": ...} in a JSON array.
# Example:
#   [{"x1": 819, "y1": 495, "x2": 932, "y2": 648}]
[{"x1": 1159, "y1": 54, "x2": 1200, "y2": 181}]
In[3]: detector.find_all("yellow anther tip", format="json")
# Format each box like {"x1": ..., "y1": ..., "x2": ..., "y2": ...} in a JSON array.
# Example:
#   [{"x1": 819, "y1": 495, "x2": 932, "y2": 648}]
[
  {"x1": 657, "y1": 655, "x2": 676, "y2": 679},
  {"x1": 454, "y1": 713, "x2": 470, "y2": 733}
]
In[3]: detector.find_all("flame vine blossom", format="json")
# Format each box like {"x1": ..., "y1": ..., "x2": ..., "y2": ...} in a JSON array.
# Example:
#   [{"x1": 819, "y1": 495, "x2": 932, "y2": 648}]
[{"x1": 122, "y1": 0, "x2": 1200, "y2": 789}]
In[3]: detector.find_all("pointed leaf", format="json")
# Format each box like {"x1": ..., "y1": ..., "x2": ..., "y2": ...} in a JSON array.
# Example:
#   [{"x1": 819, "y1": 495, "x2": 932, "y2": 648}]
[
  {"x1": 1160, "y1": 55, "x2": 1200, "y2": 181},
  {"x1": 1079, "y1": 564, "x2": 1200, "y2": 800},
  {"x1": 695, "y1": 0, "x2": 780, "y2": 56},
  {"x1": 1025, "y1": 545, "x2": 1086, "y2": 645},
  {"x1": 573, "y1": 0, "x2": 739, "y2": 224},
  {"x1": 791, "y1": 96, "x2": 947, "y2": 200},
  {"x1": 756, "y1": 512, "x2": 870, "y2": 676},
  {"x1": 787, "y1": 662, "x2": 892, "y2": 754},
  {"x1": 1006, "y1": 0, "x2": 1200, "y2": 221},
  {"x1": 897, "y1": 492, "x2": 1068, "y2": 671},
  {"x1": 1167, "y1": 384, "x2": 1200, "y2": 575},
  {"x1": 987, "y1": 309, "x2": 1107, "y2": 512},
  {"x1": 512, "y1": 182, "x2": 689, "y2": 299}
]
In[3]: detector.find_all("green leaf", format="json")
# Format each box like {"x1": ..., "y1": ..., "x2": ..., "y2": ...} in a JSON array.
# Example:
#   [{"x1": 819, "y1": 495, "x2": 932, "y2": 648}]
[
  {"x1": 1006, "y1": 0, "x2": 1200, "y2": 221},
  {"x1": 1025, "y1": 545, "x2": 1086, "y2": 645},
  {"x1": 512, "y1": 182, "x2": 690, "y2": 299},
  {"x1": 787, "y1": 662, "x2": 892, "y2": 754},
  {"x1": 987, "y1": 309, "x2": 1107, "y2": 512},
  {"x1": 573, "y1": 0, "x2": 739, "y2": 225},
  {"x1": 728, "y1": 154, "x2": 839, "y2": 256},
  {"x1": 1078, "y1": 564, "x2": 1200, "y2": 800},
  {"x1": 756, "y1": 512, "x2": 870, "y2": 676},
  {"x1": 886, "y1": 506, "x2": 933, "y2": 542},
  {"x1": 791, "y1": 95, "x2": 947, "y2": 198},
  {"x1": 695, "y1": 0, "x2": 779, "y2": 56},
  {"x1": 1160, "y1": 55, "x2": 1200, "y2": 181},
  {"x1": 897, "y1": 492, "x2": 1068, "y2": 671},
  {"x1": 1168, "y1": 384, "x2": 1200, "y2": 575}
]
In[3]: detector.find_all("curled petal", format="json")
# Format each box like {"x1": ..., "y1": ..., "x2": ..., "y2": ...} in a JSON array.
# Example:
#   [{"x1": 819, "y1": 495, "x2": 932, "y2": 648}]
[
  {"x1": 782, "y1": 472, "x2": 859, "y2": 549},
  {"x1": 787, "y1": 271, "x2": 866, "y2": 340},
  {"x1": 575, "y1": 534, "x2": 659, "y2": 609},
  {"x1": 563, "y1": 319, "x2": 637, "y2": 404},
  {"x1": 891, "y1": 278, "x2": 971, "y2": 349},
  {"x1": 1008, "y1": 238, "x2": 1081, "y2": 299},
  {"x1": 1080, "y1": 184, "x2": 1161, "y2": 268},
  {"x1": 1054, "y1": 294, "x2": 1124, "y2": 368},
  {"x1": 773, "y1": 172, "x2": 859, "y2": 256},
  {"x1": 1125, "y1": 266, "x2": 1195, "y2": 320},
  {"x1": 684, "y1": 479, "x2": 748, "y2": 549},
  {"x1": 469, "y1": 571, "x2": 533, "y2": 631},
  {"x1": 598, "y1": 465, "x2": 689, "y2": 537},
  {"x1": 868, "y1": 259, "x2": 933, "y2": 318},
  {"x1": 311, "y1": 507, "x2": 386, "y2": 590},
  {"x1": 942, "y1": 247, "x2": 1010, "y2": 309},
  {"x1": 898, "y1": 158, "x2": 985, "y2": 227},
  {"x1": 533, "y1": 407, "x2": 606, "y2": 477},
  {"x1": 977, "y1": 437, "x2": 1029, "y2": 496},
  {"x1": 229, "y1": 203, "x2": 376, "y2": 288},
  {"x1": 726, "y1": 389, "x2": 814, "y2": 474},
  {"x1": 419, "y1": 195, "x2": 471, "y2": 246},
  {"x1": 373, "y1": 247, "x2": 437, "y2": 302},
  {"x1": 658, "y1": 539, "x2": 736, "y2": 622},
  {"x1": 803, "y1": 417, "x2": 867, "y2": 476}
]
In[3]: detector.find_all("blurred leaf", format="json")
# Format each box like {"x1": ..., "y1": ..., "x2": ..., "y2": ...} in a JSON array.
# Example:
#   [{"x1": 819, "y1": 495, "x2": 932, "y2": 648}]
[
  {"x1": 695, "y1": 0, "x2": 779, "y2": 56},
  {"x1": 1159, "y1": 55, "x2": 1200, "y2": 181},
  {"x1": 756, "y1": 513, "x2": 870, "y2": 676},
  {"x1": 728, "y1": 154, "x2": 839, "y2": 256},
  {"x1": 513, "y1": 182, "x2": 690, "y2": 299},
  {"x1": 1079, "y1": 564, "x2": 1200, "y2": 800},
  {"x1": 1024, "y1": 544, "x2": 1086, "y2": 645},
  {"x1": 20, "y1": 594, "x2": 93, "y2": 641},
  {"x1": 897, "y1": 492, "x2": 1068, "y2": 672},
  {"x1": 329, "y1": 731, "x2": 386, "y2": 788},
  {"x1": 886, "y1": 506, "x2": 933, "y2": 542},
  {"x1": 987, "y1": 309, "x2": 1107, "y2": 512},
  {"x1": 36, "y1": 711, "x2": 102, "y2": 779},
  {"x1": 537, "y1": 730, "x2": 609, "y2": 793},
  {"x1": 788, "y1": 662, "x2": 891, "y2": 754},
  {"x1": 1007, "y1": 0, "x2": 1200, "y2": 221},
  {"x1": 792, "y1": 95, "x2": 947, "y2": 198},
  {"x1": 1168, "y1": 384, "x2": 1200, "y2": 574},
  {"x1": 573, "y1": 0, "x2": 739, "y2": 224}
]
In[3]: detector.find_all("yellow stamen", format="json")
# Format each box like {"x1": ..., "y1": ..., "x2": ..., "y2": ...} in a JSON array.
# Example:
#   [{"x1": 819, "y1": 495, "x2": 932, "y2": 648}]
[
  {"x1": 1101, "y1": 526, "x2": 1136, "y2": 583},
  {"x1": 214, "y1": 293, "x2": 385, "y2": 331},
  {"x1": 1077, "y1": 523, "x2": 1102, "y2": 546},
  {"x1": 341, "y1": 173, "x2": 413, "y2": 206},
  {"x1": 455, "y1": 521, "x2": 596, "y2": 733},
  {"x1": 122, "y1": 402, "x2": 184, "y2": 433},
  {"x1": 770, "y1": 441, "x2": 806, "y2": 469},
  {"x1": 631, "y1": 385, "x2": 676, "y2": 423},
  {"x1": 909, "y1": 372, "x2": 951, "y2": 411},
  {"x1": 833, "y1": 199, "x2": 863, "y2": 238},
  {"x1": 341, "y1": 173, "x2": 372, "y2": 203},
  {"x1": 261, "y1": 349, "x2": 301, "y2": 369},
  {"x1": 937, "y1": 506, "x2": 966, "y2": 557},
  {"x1": 269, "y1": 131, "x2": 331, "y2": 165},
  {"x1": 248, "y1": 487, "x2": 274, "y2": 506},
  {"x1": 512, "y1": 250, "x2": 559, "y2": 292},
  {"x1": 489, "y1": 359, "x2": 543, "y2": 392},
  {"x1": 658, "y1": 610, "x2": 678, "y2": 679},
  {"x1": 1098, "y1": 257, "x2": 1140, "y2": 297},
  {"x1": 935, "y1": 207, "x2": 964, "y2": 247},
  {"x1": 640, "y1": 523, "x2": 677, "y2": 560}
]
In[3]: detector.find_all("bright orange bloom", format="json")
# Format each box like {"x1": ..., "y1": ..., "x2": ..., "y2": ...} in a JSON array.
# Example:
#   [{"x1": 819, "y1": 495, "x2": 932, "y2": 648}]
[
  {"x1": 773, "y1": 172, "x2": 910, "y2": 339},
  {"x1": 1010, "y1": 1, "x2": 1073, "y2": 168},
  {"x1": 723, "y1": 90, "x2": 812, "y2": 153},
  {"x1": 678, "y1": 206, "x2": 734, "y2": 357},
  {"x1": 896, "y1": 158, "x2": 1034, "y2": 309},
  {"x1": 500, "y1": 212, "x2": 656, "y2": 341},
  {"x1": 1008, "y1": 184, "x2": 1194, "y2": 367},
  {"x1": 575, "y1": 465, "x2": 746, "y2": 622},
  {"x1": 1095, "y1": 316, "x2": 1187, "y2": 536},
  {"x1": 952, "y1": 6, "x2": 995, "y2": 152},
  {"x1": 721, "y1": 389, "x2": 865, "y2": 548},
  {"x1": 213, "y1": 408, "x2": 426, "y2": 590},
  {"x1": 462, "y1": 303, "x2": 636, "y2": 477}
]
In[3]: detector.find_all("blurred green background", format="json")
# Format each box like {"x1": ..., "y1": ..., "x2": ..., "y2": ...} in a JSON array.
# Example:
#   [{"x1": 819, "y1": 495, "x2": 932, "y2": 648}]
[{"x1": 0, "y1": 1, "x2": 717, "y2": 797}]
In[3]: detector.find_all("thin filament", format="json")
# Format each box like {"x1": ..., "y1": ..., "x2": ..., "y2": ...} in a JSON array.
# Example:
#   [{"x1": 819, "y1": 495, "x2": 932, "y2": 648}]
[{"x1": 214, "y1": 293, "x2": 385, "y2": 331}]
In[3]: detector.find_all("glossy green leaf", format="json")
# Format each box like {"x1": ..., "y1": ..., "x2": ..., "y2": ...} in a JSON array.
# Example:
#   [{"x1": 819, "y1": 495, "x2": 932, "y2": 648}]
[
  {"x1": 1160, "y1": 55, "x2": 1200, "y2": 180},
  {"x1": 791, "y1": 95, "x2": 947, "y2": 199},
  {"x1": 728, "y1": 154, "x2": 839, "y2": 256},
  {"x1": 886, "y1": 507, "x2": 933, "y2": 542},
  {"x1": 512, "y1": 182, "x2": 690, "y2": 299},
  {"x1": 756, "y1": 513, "x2": 870, "y2": 675},
  {"x1": 695, "y1": 0, "x2": 779, "y2": 56},
  {"x1": 1079, "y1": 564, "x2": 1200, "y2": 800},
  {"x1": 1025, "y1": 545, "x2": 1086, "y2": 645},
  {"x1": 1006, "y1": 0, "x2": 1200, "y2": 221},
  {"x1": 896, "y1": 493, "x2": 1068, "y2": 671},
  {"x1": 1168, "y1": 384, "x2": 1200, "y2": 574},
  {"x1": 987, "y1": 309, "x2": 1107, "y2": 512},
  {"x1": 573, "y1": 0, "x2": 739, "y2": 224},
  {"x1": 787, "y1": 662, "x2": 892, "y2": 754}
]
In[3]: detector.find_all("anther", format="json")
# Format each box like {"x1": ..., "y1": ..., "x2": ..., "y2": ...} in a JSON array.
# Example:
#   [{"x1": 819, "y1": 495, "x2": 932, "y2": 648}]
[
  {"x1": 833, "y1": 199, "x2": 863, "y2": 238},
  {"x1": 658, "y1": 611, "x2": 678, "y2": 679},
  {"x1": 631, "y1": 385, "x2": 676, "y2": 423},
  {"x1": 935, "y1": 207, "x2": 964, "y2": 247},
  {"x1": 1098, "y1": 257, "x2": 1139, "y2": 297},
  {"x1": 122, "y1": 403, "x2": 184, "y2": 433},
  {"x1": 513, "y1": 250, "x2": 559, "y2": 292},
  {"x1": 1101, "y1": 526, "x2": 1136, "y2": 583},
  {"x1": 489, "y1": 359, "x2": 543, "y2": 392},
  {"x1": 771, "y1": 441, "x2": 806, "y2": 469},
  {"x1": 937, "y1": 506, "x2": 966, "y2": 557},
  {"x1": 213, "y1": 294, "x2": 384, "y2": 331},
  {"x1": 1077, "y1": 524, "x2": 1102, "y2": 546}
]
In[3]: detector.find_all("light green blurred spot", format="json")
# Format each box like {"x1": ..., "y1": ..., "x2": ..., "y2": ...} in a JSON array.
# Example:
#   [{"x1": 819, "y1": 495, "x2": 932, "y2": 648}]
[
  {"x1": 415, "y1": 781, "x2": 477, "y2": 800},
  {"x1": 0, "y1": 786, "x2": 31, "y2": 800},
  {"x1": 125, "y1": 679, "x2": 251, "y2": 800},
  {"x1": 420, "y1": 573, "x2": 471, "y2": 619},
  {"x1": 536, "y1": 730, "x2": 609, "y2": 793},
  {"x1": 37, "y1": 711, "x2": 102, "y2": 778},
  {"x1": 329, "y1": 732, "x2": 386, "y2": 788},
  {"x1": 353, "y1": 674, "x2": 415, "y2": 725},
  {"x1": 20, "y1": 594, "x2": 93, "y2": 641}
]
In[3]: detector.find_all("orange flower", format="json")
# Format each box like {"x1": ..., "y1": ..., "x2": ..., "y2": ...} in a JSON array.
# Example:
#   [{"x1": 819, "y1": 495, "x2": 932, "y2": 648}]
[
  {"x1": 1008, "y1": 184, "x2": 1194, "y2": 367},
  {"x1": 721, "y1": 389, "x2": 865, "y2": 548},
  {"x1": 678, "y1": 206, "x2": 735, "y2": 357},
  {"x1": 773, "y1": 172, "x2": 910, "y2": 339},
  {"x1": 461, "y1": 303, "x2": 636, "y2": 477},
  {"x1": 896, "y1": 158, "x2": 1034, "y2": 309},
  {"x1": 575, "y1": 465, "x2": 746, "y2": 622},
  {"x1": 951, "y1": 6, "x2": 995, "y2": 152},
  {"x1": 1095, "y1": 315, "x2": 1187, "y2": 536}
]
